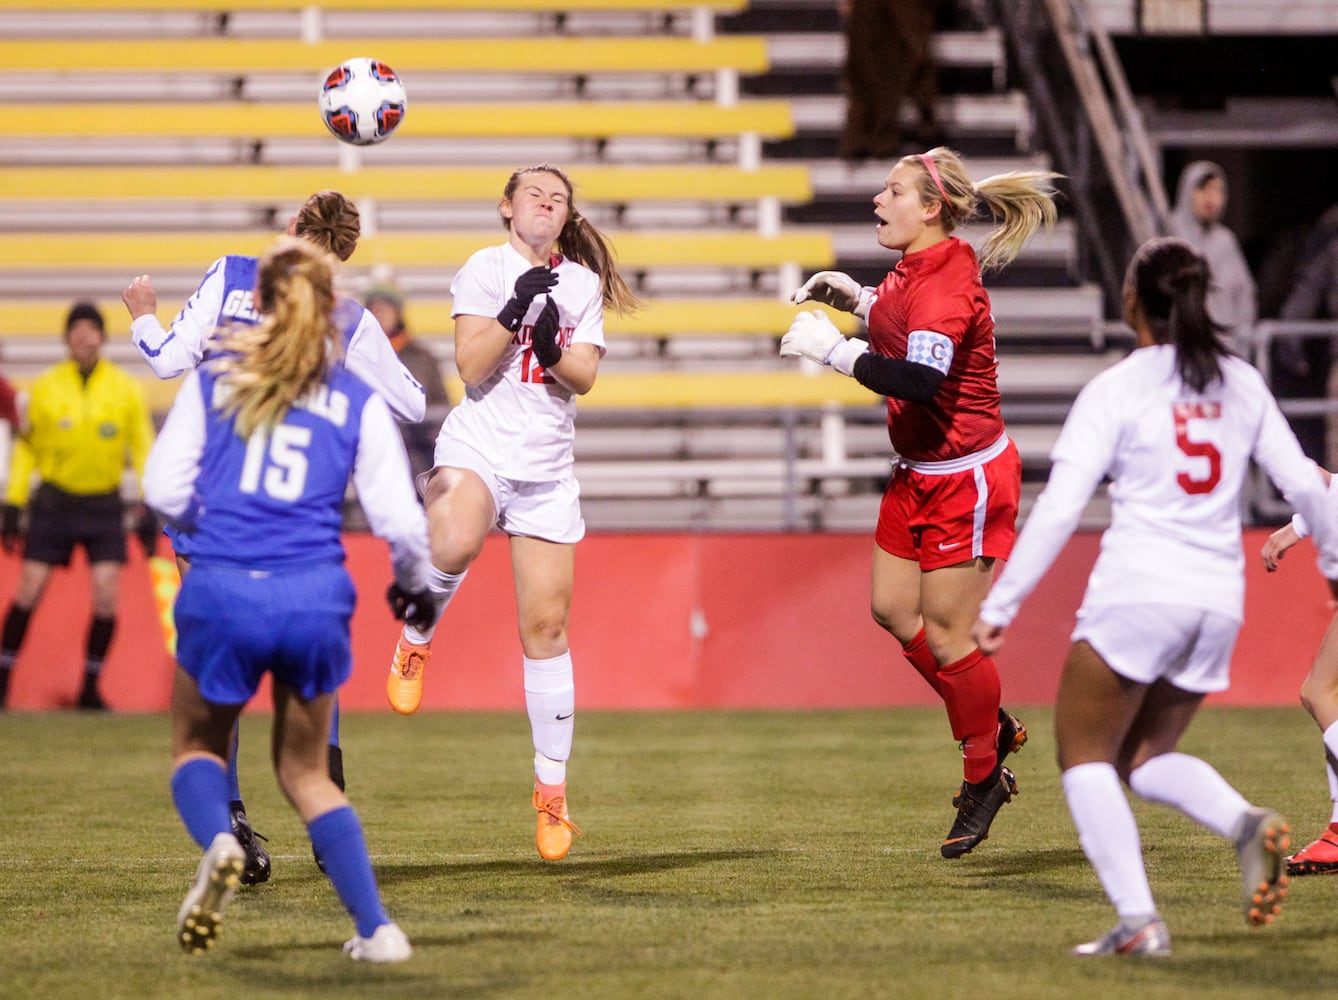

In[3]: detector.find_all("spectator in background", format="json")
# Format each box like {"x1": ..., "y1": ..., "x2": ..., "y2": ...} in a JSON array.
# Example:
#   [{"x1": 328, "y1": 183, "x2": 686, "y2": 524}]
[
  {"x1": 0, "y1": 303, "x2": 157, "y2": 710},
  {"x1": 1168, "y1": 161, "x2": 1257, "y2": 352},
  {"x1": 1254, "y1": 205, "x2": 1338, "y2": 465},
  {"x1": 1276, "y1": 207, "x2": 1338, "y2": 469},
  {"x1": 840, "y1": 0, "x2": 942, "y2": 162},
  {"x1": 363, "y1": 283, "x2": 452, "y2": 483}
]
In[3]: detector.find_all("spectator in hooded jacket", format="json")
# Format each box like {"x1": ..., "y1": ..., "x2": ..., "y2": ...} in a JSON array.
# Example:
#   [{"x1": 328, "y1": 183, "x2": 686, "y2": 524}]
[{"x1": 1168, "y1": 160, "x2": 1257, "y2": 353}]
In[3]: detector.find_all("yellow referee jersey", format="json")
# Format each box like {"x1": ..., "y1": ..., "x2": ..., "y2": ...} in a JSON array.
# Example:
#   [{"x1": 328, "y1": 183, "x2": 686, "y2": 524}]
[{"x1": 6, "y1": 358, "x2": 155, "y2": 505}]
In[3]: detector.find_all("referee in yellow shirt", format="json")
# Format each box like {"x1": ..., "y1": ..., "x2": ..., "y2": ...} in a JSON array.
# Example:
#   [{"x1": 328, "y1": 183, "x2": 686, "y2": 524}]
[{"x1": 0, "y1": 302, "x2": 157, "y2": 709}]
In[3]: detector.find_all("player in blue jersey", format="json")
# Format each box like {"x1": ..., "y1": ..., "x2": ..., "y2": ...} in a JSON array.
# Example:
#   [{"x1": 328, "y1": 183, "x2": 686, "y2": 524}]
[
  {"x1": 123, "y1": 189, "x2": 426, "y2": 884},
  {"x1": 144, "y1": 235, "x2": 434, "y2": 962}
]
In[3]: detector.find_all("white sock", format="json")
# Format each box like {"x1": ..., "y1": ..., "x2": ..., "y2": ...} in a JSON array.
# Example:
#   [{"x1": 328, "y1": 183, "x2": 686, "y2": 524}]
[
  {"x1": 1062, "y1": 762, "x2": 1157, "y2": 920},
  {"x1": 404, "y1": 567, "x2": 466, "y2": 645},
  {"x1": 1323, "y1": 721, "x2": 1338, "y2": 824},
  {"x1": 1128, "y1": 752, "x2": 1250, "y2": 839},
  {"x1": 525, "y1": 651, "x2": 574, "y2": 785}
]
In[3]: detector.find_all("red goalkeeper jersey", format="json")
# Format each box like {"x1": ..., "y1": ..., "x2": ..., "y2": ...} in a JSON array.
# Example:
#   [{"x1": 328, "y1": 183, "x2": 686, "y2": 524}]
[{"x1": 866, "y1": 237, "x2": 1005, "y2": 463}]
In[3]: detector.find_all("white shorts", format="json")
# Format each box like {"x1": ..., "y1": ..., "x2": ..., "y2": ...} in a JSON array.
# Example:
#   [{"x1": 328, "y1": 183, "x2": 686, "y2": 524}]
[
  {"x1": 427, "y1": 436, "x2": 586, "y2": 545},
  {"x1": 1071, "y1": 603, "x2": 1240, "y2": 694}
]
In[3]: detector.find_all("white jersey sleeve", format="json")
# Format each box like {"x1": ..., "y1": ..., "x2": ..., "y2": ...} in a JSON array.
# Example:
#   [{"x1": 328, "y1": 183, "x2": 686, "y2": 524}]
[
  {"x1": 143, "y1": 368, "x2": 207, "y2": 523},
  {"x1": 346, "y1": 309, "x2": 427, "y2": 423},
  {"x1": 131, "y1": 259, "x2": 228, "y2": 378},
  {"x1": 352, "y1": 393, "x2": 431, "y2": 593},
  {"x1": 978, "y1": 380, "x2": 1115, "y2": 627},
  {"x1": 1252, "y1": 396, "x2": 1338, "y2": 580}
]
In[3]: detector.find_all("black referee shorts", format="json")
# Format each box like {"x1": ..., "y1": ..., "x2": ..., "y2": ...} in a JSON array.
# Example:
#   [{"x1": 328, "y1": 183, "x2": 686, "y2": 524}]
[{"x1": 23, "y1": 484, "x2": 127, "y2": 567}]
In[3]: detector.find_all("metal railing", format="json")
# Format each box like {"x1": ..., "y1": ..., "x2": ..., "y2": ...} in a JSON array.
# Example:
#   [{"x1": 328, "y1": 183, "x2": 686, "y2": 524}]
[{"x1": 991, "y1": 0, "x2": 1169, "y2": 309}]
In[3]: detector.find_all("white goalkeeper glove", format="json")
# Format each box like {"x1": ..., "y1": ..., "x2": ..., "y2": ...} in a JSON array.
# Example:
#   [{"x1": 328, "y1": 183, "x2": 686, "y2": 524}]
[
  {"x1": 779, "y1": 310, "x2": 869, "y2": 376},
  {"x1": 790, "y1": 270, "x2": 877, "y2": 320}
]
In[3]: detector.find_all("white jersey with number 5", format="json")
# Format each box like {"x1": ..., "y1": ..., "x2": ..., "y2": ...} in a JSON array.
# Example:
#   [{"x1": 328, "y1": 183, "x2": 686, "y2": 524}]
[
  {"x1": 444, "y1": 243, "x2": 606, "y2": 481},
  {"x1": 981, "y1": 344, "x2": 1338, "y2": 626}
]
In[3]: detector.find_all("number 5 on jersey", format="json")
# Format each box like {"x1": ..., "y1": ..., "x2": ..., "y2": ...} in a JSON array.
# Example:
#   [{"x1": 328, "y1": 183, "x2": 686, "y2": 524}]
[{"x1": 1173, "y1": 401, "x2": 1221, "y2": 495}]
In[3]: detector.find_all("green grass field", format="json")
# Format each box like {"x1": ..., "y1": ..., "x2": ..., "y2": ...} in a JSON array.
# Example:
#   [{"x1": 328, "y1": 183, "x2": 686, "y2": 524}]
[{"x1": 4, "y1": 706, "x2": 1338, "y2": 999}]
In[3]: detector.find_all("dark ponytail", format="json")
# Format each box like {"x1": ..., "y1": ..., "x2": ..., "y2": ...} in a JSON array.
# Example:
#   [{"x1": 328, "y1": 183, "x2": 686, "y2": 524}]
[{"x1": 1126, "y1": 237, "x2": 1230, "y2": 393}]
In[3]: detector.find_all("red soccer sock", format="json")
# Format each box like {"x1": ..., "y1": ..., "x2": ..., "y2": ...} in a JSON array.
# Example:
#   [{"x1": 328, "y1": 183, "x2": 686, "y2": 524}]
[
  {"x1": 901, "y1": 627, "x2": 944, "y2": 697},
  {"x1": 937, "y1": 648, "x2": 1003, "y2": 785}
]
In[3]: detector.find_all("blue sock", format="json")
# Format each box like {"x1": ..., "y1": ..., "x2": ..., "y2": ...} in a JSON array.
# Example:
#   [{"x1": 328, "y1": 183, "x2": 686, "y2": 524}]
[
  {"x1": 226, "y1": 722, "x2": 242, "y2": 802},
  {"x1": 330, "y1": 698, "x2": 340, "y2": 748},
  {"x1": 171, "y1": 758, "x2": 232, "y2": 850},
  {"x1": 308, "y1": 805, "x2": 389, "y2": 939}
]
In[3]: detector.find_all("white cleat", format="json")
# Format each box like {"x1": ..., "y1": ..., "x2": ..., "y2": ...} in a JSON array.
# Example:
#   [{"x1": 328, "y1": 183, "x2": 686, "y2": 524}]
[
  {"x1": 344, "y1": 922, "x2": 412, "y2": 963},
  {"x1": 1072, "y1": 917, "x2": 1171, "y2": 958},
  {"x1": 177, "y1": 832, "x2": 245, "y2": 954}
]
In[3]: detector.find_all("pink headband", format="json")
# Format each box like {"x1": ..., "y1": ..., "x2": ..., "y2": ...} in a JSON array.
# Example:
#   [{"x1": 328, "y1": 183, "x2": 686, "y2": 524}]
[{"x1": 919, "y1": 153, "x2": 949, "y2": 203}]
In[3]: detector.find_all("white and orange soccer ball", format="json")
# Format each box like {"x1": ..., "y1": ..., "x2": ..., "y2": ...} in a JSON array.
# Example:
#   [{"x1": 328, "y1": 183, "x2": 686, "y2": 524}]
[{"x1": 318, "y1": 57, "x2": 407, "y2": 146}]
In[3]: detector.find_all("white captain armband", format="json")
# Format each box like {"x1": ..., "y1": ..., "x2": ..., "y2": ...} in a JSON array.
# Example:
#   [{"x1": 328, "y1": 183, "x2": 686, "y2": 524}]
[{"x1": 905, "y1": 329, "x2": 954, "y2": 376}]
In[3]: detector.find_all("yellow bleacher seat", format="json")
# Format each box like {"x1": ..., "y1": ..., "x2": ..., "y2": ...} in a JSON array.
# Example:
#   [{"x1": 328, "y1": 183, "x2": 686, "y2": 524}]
[
  {"x1": 3, "y1": 231, "x2": 835, "y2": 272},
  {"x1": 6, "y1": 37, "x2": 768, "y2": 75},
  {"x1": 0, "y1": 297, "x2": 857, "y2": 340},
  {"x1": 0, "y1": 164, "x2": 812, "y2": 204},
  {"x1": 9, "y1": 101, "x2": 794, "y2": 140},
  {"x1": 565, "y1": 371, "x2": 882, "y2": 409},
  {"x1": 6, "y1": 0, "x2": 745, "y2": 9},
  {"x1": 4, "y1": 369, "x2": 878, "y2": 420}
]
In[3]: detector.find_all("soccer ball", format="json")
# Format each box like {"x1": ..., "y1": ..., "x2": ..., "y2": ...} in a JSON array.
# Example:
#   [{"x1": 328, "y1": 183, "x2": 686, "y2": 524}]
[{"x1": 318, "y1": 57, "x2": 407, "y2": 146}]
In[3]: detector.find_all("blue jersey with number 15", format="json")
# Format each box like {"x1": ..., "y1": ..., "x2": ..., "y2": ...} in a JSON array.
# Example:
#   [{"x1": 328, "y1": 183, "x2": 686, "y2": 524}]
[{"x1": 184, "y1": 363, "x2": 374, "y2": 570}]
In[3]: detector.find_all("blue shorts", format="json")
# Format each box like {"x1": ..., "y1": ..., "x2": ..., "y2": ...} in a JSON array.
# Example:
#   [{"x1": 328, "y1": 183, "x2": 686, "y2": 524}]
[{"x1": 175, "y1": 562, "x2": 356, "y2": 705}]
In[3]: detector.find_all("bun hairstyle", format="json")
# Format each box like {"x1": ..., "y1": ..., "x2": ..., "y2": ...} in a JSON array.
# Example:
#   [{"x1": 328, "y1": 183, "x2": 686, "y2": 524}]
[
  {"x1": 213, "y1": 236, "x2": 342, "y2": 438},
  {"x1": 294, "y1": 189, "x2": 361, "y2": 263},
  {"x1": 1126, "y1": 236, "x2": 1230, "y2": 393}
]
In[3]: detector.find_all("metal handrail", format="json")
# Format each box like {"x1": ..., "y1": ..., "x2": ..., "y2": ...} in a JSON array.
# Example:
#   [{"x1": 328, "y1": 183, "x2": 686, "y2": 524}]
[
  {"x1": 1075, "y1": 0, "x2": 1169, "y2": 223},
  {"x1": 1044, "y1": 0, "x2": 1163, "y2": 243}
]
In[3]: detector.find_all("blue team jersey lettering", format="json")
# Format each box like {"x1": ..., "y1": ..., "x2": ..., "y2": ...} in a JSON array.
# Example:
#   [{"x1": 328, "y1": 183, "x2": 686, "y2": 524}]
[
  {"x1": 187, "y1": 365, "x2": 374, "y2": 570},
  {"x1": 220, "y1": 288, "x2": 261, "y2": 324},
  {"x1": 293, "y1": 385, "x2": 350, "y2": 427}
]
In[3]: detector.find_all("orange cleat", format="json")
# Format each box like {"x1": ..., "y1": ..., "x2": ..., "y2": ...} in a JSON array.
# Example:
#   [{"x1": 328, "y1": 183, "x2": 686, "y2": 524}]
[
  {"x1": 533, "y1": 780, "x2": 582, "y2": 861},
  {"x1": 386, "y1": 634, "x2": 430, "y2": 715},
  {"x1": 1286, "y1": 829, "x2": 1338, "y2": 876}
]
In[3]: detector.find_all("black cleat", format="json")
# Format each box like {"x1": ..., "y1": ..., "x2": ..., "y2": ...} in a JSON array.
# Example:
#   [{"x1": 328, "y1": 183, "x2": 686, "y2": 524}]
[
  {"x1": 76, "y1": 685, "x2": 109, "y2": 711},
  {"x1": 942, "y1": 766, "x2": 1017, "y2": 859},
  {"x1": 952, "y1": 710, "x2": 1027, "y2": 809},
  {"x1": 997, "y1": 708, "x2": 1027, "y2": 767},
  {"x1": 229, "y1": 802, "x2": 271, "y2": 886}
]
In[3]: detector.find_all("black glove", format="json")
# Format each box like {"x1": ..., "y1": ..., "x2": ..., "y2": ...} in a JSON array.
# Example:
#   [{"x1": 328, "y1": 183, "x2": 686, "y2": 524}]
[
  {"x1": 133, "y1": 505, "x2": 162, "y2": 559},
  {"x1": 387, "y1": 581, "x2": 436, "y2": 633},
  {"x1": 530, "y1": 297, "x2": 562, "y2": 369},
  {"x1": 1, "y1": 504, "x2": 21, "y2": 555},
  {"x1": 496, "y1": 265, "x2": 559, "y2": 333}
]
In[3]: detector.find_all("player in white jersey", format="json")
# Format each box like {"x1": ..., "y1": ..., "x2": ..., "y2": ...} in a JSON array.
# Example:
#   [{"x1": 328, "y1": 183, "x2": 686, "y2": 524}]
[
  {"x1": 121, "y1": 190, "x2": 425, "y2": 885},
  {"x1": 972, "y1": 237, "x2": 1338, "y2": 957},
  {"x1": 383, "y1": 165, "x2": 638, "y2": 861},
  {"x1": 1261, "y1": 472, "x2": 1338, "y2": 875}
]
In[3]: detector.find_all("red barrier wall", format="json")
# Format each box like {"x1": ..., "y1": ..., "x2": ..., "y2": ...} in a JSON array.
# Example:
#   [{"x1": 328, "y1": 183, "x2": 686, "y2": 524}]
[{"x1": 2, "y1": 529, "x2": 1329, "y2": 712}]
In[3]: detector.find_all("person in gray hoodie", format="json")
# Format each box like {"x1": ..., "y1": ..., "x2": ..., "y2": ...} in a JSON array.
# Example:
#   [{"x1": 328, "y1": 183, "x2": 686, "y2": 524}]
[{"x1": 1168, "y1": 160, "x2": 1258, "y2": 352}]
